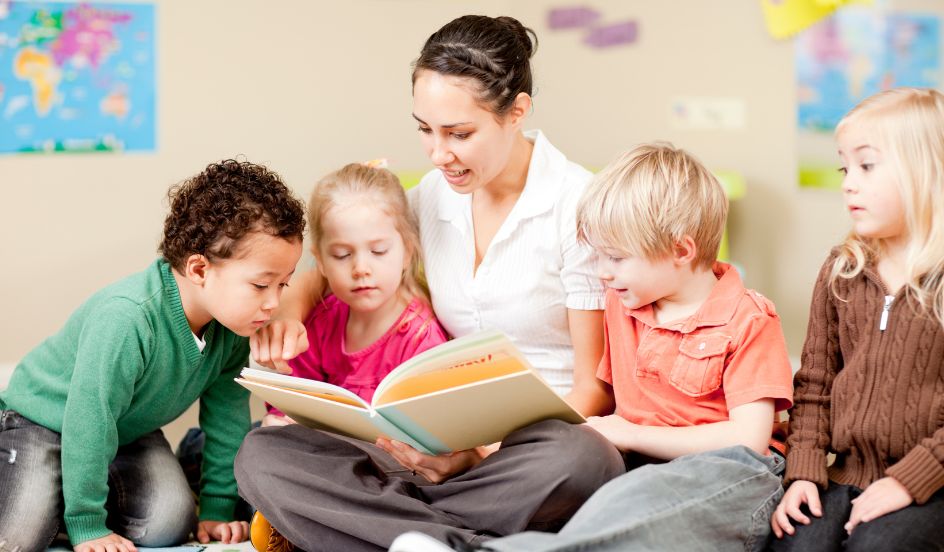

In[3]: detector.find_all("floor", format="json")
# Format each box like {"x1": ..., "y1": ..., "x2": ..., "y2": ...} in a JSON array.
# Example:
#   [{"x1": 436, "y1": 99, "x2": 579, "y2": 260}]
[{"x1": 48, "y1": 540, "x2": 255, "y2": 552}]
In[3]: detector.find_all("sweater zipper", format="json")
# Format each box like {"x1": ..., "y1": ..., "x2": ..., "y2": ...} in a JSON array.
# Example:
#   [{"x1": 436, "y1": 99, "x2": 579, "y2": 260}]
[{"x1": 879, "y1": 295, "x2": 894, "y2": 331}]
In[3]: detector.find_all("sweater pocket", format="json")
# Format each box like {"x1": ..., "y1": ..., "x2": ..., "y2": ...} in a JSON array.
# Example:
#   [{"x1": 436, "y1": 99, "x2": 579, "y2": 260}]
[{"x1": 669, "y1": 333, "x2": 730, "y2": 397}]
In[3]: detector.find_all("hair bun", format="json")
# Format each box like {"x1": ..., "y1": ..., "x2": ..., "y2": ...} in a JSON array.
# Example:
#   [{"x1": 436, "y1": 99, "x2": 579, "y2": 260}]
[{"x1": 496, "y1": 16, "x2": 537, "y2": 58}]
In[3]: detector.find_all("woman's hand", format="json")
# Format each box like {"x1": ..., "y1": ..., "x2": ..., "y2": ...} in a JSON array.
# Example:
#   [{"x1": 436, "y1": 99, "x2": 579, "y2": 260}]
[
  {"x1": 844, "y1": 476, "x2": 912, "y2": 534},
  {"x1": 771, "y1": 480, "x2": 822, "y2": 538},
  {"x1": 375, "y1": 438, "x2": 488, "y2": 484},
  {"x1": 250, "y1": 319, "x2": 309, "y2": 374}
]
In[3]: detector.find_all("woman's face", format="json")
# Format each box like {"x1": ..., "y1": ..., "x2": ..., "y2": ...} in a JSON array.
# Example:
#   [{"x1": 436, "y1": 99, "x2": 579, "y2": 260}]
[{"x1": 412, "y1": 70, "x2": 520, "y2": 194}]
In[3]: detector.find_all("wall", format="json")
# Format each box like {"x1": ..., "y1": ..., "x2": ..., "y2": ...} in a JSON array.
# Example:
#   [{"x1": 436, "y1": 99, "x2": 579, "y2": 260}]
[{"x1": 2, "y1": 0, "x2": 943, "y2": 375}]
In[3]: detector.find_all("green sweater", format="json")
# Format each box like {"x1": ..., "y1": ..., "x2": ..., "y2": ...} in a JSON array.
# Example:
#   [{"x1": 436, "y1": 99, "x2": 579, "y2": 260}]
[{"x1": 0, "y1": 259, "x2": 250, "y2": 544}]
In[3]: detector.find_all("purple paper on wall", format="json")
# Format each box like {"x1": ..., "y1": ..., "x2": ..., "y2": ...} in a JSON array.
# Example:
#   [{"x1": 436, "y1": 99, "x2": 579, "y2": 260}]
[
  {"x1": 548, "y1": 6, "x2": 601, "y2": 30},
  {"x1": 584, "y1": 20, "x2": 639, "y2": 48}
]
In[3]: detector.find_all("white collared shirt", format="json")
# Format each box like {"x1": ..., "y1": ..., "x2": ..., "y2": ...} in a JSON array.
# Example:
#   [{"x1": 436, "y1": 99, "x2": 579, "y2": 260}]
[{"x1": 409, "y1": 130, "x2": 604, "y2": 394}]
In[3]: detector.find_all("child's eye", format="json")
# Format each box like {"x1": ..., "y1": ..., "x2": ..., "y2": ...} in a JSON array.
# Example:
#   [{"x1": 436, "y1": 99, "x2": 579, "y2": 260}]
[
  {"x1": 608, "y1": 256, "x2": 623, "y2": 263},
  {"x1": 860, "y1": 163, "x2": 873, "y2": 172},
  {"x1": 453, "y1": 132, "x2": 471, "y2": 140},
  {"x1": 253, "y1": 284, "x2": 268, "y2": 290},
  {"x1": 331, "y1": 253, "x2": 350, "y2": 260},
  {"x1": 279, "y1": 282, "x2": 290, "y2": 289},
  {"x1": 417, "y1": 125, "x2": 432, "y2": 134},
  {"x1": 837, "y1": 167, "x2": 848, "y2": 175},
  {"x1": 372, "y1": 250, "x2": 388, "y2": 256}
]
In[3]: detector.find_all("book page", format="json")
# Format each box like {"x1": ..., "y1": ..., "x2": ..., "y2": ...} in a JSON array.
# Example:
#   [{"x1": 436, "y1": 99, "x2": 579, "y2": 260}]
[
  {"x1": 374, "y1": 354, "x2": 527, "y2": 406},
  {"x1": 374, "y1": 329, "x2": 525, "y2": 403},
  {"x1": 240, "y1": 367, "x2": 367, "y2": 408},
  {"x1": 375, "y1": 371, "x2": 586, "y2": 454},
  {"x1": 235, "y1": 379, "x2": 433, "y2": 454}
]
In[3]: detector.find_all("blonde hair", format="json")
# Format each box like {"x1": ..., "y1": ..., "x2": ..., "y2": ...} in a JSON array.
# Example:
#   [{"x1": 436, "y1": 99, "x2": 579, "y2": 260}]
[
  {"x1": 308, "y1": 163, "x2": 429, "y2": 306},
  {"x1": 576, "y1": 142, "x2": 728, "y2": 270},
  {"x1": 830, "y1": 87, "x2": 944, "y2": 328}
]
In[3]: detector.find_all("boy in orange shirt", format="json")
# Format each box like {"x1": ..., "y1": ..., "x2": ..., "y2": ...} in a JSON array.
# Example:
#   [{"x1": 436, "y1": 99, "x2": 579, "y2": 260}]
[{"x1": 392, "y1": 143, "x2": 794, "y2": 552}]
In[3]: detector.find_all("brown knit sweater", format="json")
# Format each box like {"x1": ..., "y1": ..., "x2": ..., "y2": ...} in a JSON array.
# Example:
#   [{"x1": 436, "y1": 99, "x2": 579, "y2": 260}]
[{"x1": 785, "y1": 250, "x2": 944, "y2": 504}]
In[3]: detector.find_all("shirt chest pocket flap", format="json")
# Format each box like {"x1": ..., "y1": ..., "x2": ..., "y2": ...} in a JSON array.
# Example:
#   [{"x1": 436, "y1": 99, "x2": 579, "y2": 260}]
[{"x1": 668, "y1": 333, "x2": 731, "y2": 397}]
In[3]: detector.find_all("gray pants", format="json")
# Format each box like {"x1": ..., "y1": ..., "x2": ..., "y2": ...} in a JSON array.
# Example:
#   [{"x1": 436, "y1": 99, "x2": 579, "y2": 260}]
[
  {"x1": 234, "y1": 420, "x2": 625, "y2": 552},
  {"x1": 0, "y1": 410, "x2": 196, "y2": 551},
  {"x1": 480, "y1": 445, "x2": 784, "y2": 552}
]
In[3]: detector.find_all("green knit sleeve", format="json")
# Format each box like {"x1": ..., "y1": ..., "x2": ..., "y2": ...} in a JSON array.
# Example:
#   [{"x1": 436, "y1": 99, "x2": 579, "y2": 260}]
[
  {"x1": 61, "y1": 299, "x2": 150, "y2": 544},
  {"x1": 197, "y1": 335, "x2": 251, "y2": 522}
]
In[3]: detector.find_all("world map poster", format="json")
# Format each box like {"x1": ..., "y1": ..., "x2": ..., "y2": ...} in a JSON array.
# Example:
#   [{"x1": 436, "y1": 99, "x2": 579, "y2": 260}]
[
  {"x1": 0, "y1": 2, "x2": 155, "y2": 154},
  {"x1": 796, "y1": 9, "x2": 940, "y2": 133}
]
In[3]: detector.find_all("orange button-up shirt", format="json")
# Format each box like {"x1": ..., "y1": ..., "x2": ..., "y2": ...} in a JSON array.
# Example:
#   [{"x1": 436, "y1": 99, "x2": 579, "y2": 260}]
[{"x1": 598, "y1": 263, "x2": 793, "y2": 429}]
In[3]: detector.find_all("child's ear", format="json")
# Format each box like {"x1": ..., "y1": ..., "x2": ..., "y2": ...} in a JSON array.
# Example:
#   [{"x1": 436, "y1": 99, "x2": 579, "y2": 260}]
[
  {"x1": 312, "y1": 250, "x2": 327, "y2": 277},
  {"x1": 672, "y1": 236, "x2": 698, "y2": 267},
  {"x1": 183, "y1": 254, "x2": 211, "y2": 285},
  {"x1": 402, "y1": 242, "x2": 414, "y2": 268}
]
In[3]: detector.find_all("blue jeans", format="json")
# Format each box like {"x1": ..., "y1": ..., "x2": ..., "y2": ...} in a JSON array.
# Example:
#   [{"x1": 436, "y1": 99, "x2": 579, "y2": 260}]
[
  {"x1": 0, "y1": 410, "x2": 196, "y2": 550},
  {"x1": 766, "y1": 482, "x2": 944, "y2": 552},
  {"x1": 479, "y1": 446, "x2": 784, "y2": 552}
]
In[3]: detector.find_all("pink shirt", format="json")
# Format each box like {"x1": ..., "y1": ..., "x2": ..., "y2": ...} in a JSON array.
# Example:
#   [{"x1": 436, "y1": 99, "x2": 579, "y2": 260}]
[{"x1": 268, "y1": 295, "x2": 448, "y2": 415}]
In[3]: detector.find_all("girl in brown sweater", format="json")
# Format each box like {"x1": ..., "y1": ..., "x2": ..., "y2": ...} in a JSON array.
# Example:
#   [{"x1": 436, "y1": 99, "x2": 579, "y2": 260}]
[{"x1": 769, "y1": 88, "x2": 944, "y2": 551}]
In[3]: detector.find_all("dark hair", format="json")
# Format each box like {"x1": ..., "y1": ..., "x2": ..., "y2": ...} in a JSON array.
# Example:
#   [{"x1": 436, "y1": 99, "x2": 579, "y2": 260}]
[
  {"x1": 412, "y1": 15, "x2": 538, "y2": 116},
  {"x1": 160, "y1": 159, "x2": 306, "y2": 271}
]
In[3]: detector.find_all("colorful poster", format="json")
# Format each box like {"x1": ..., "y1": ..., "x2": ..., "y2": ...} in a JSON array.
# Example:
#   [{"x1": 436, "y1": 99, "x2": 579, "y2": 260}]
[
  {"x1": 0, "y1": 2, "x2": 155, "y2": 154},
  {"x1": 761, "y1": 0, "x2": 868, "y2": 40},
  {"x1": 797, "y1": 10, "x2": 940, "y2": 132}
]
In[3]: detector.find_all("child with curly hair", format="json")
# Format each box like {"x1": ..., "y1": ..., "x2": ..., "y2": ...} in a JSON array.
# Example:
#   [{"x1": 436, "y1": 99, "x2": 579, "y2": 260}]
[{"x1": 0, "y1": 159, "x2": 306, "y2": 551}]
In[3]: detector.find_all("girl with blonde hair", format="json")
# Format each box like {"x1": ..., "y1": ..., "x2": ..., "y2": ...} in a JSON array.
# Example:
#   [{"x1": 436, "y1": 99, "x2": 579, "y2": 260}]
[
  {"x1": 261, "y1": 162, "x2": 448, "y2": 427},
  {"x1": 770, "y1": 87, "x2": 944, "y2": 551}
]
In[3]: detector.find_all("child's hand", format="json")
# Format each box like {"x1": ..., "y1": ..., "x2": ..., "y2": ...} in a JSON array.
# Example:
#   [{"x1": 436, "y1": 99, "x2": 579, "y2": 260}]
[
  {"x1": 250, "y1": 319, "x2": 308, "y2": 374},
  {"x1": 74, "y1": 533, "x2": 137, "y2": 552},
  {"x1": 196, "y1": 519, "x2": 251, "y2": 544},
  {"x1": 585, "y1": 414, "x2": 637, "y2": 451},
  {"x1": 261, "y1": 413, "x2": 295, "y2": 427},
  {"x1": 376, "y1": 438, "x2": 485, "y2": 483},
  {"x1": 844, "y1": 476, "x2": 912, "y2": 534},
  {"x1": 771, "y1": 480, "x2": 821, "y2": 538}
]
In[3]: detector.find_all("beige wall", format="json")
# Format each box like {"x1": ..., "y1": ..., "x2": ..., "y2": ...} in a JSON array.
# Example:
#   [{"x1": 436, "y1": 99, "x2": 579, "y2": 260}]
[{"x1": 2, "y1": 0, "x2": 942, "y2": 375}]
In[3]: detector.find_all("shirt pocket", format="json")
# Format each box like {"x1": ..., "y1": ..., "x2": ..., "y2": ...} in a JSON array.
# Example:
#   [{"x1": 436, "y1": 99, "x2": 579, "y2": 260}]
[{"x1": 668, "y1": 333, "x2": 730, "y2": 397}]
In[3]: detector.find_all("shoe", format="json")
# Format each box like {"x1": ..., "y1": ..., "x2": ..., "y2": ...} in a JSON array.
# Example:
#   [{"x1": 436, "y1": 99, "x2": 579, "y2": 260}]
[
  {"x1": 389, "y1": 532, "x2": 456, "y2": 552},
  {"x1": 250, "y1": 511, "x2": 295, "y2": 552},
  {"x1": 389, "y1": 531, "x2": 482, "y2": 552}
]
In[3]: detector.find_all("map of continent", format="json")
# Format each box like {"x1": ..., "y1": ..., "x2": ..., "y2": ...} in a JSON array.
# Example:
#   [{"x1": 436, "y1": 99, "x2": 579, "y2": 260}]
[
  {"x1": 796, "y1": 9, "x2": 940, "y2": 132},
  {"x1": 0, "y1": 2, "x2": 154, "y2": 153}
]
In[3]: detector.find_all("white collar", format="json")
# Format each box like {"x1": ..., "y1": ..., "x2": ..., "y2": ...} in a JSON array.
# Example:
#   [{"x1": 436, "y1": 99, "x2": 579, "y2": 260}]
[{"x1": 435, "y1": 129, "x2": 568, "y2": 225}]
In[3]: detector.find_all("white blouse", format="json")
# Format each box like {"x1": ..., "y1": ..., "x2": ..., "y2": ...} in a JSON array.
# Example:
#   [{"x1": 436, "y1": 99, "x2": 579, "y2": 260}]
[{"x1": 409, "y1": 130, "x2": 604, "y2": 395}]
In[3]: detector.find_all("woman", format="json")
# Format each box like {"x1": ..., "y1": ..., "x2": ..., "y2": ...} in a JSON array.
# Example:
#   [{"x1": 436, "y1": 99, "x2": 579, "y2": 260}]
[{"x1": 237, "y1": 15, "x2": 623, "y2": 551}]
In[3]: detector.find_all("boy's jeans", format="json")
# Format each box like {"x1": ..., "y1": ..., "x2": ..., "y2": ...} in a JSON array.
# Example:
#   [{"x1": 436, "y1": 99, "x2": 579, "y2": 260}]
[
  {"x1": 481, "y1": 445, "x2": 784, "y2": 552},
  {"x1": 0, "y1": 410, "x2": 196, "y2": 551}
]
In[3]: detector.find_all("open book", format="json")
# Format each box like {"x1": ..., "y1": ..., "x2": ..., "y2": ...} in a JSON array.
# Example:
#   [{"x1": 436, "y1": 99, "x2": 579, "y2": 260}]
[{"x1": 236, "y1": 329, "x2": 585, "y2": 454}]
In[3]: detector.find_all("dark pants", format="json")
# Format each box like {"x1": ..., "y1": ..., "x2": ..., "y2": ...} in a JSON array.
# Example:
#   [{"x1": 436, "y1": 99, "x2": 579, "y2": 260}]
[
  {"x1": 235, "y1": 419, "x2": 625, "y2": 552},
  {"x1": 176, "y1": 425, "x2": 256, "y2": 522},
  {"x1": 767, "y1": 482, "x2": 944, "y2": 552}
]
